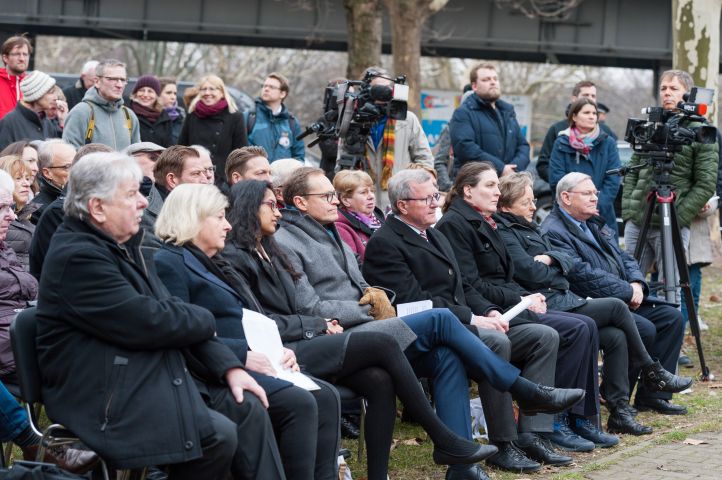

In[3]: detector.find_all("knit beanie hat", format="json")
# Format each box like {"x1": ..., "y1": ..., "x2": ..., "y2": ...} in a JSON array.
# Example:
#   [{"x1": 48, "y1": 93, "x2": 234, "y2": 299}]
[
  {"x1": 20, "y1": 71, "x2": 56, "y2": 103},
  {"x1": 132, "y1": 75, "x2": 161, "y2": 96}
]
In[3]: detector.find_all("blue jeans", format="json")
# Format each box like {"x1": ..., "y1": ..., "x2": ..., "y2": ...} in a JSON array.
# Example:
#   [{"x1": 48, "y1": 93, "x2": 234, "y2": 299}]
[
  {"x1": 401, "y1": 308, "x2": 520, "y2": 439},
  {"x1": 680, "y1": 263, "x2": 702, "y2": 326},
  {"x1": 0, "y1": 380, "x2": 28, "y2": 442}
]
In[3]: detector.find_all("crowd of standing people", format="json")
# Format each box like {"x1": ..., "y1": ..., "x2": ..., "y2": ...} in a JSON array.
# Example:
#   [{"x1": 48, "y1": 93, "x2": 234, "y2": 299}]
[{"x1": 0, "y1": 32, "x2": 717, "y2": 480}]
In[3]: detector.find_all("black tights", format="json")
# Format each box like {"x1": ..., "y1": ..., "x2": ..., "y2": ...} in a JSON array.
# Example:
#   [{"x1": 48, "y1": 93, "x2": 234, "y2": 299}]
[{"x1": 335, "y1": 332, "x2": 461, "y2": 480}]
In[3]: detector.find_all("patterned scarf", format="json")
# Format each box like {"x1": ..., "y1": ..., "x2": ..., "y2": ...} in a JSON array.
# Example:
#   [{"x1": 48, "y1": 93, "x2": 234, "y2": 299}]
[
  {"x1": 566, "y1": 124, "x2": 600, "y2": 155},
  {"x1": 367, "y1": 119, "x2": 396, "y2": 190}
]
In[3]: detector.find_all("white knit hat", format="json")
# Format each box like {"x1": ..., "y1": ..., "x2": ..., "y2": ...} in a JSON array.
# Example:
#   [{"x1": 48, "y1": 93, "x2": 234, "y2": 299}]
[{"x1": 20, "y1": 71, "x2": 56, "y2": 103}]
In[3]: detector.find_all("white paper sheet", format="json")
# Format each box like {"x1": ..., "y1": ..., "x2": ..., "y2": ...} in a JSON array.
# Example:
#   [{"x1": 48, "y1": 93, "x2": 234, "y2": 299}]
[
  {"x1": 397, "y1": 299, "x2": 433, "y2": 317},
  {"x1": 500, "y1": 297, "x2": 534, "y2": 323},
  {"x1": 241, "y1": 309, "x2": 320, "y2": 391}
]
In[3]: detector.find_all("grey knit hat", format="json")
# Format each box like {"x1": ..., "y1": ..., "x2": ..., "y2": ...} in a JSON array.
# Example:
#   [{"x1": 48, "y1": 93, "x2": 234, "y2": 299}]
[{"x1": 20, "y1": 71, "x2": 56, "y2": 103}]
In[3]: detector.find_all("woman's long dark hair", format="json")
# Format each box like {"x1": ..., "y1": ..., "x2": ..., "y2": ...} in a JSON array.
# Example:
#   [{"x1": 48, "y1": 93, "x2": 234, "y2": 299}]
[
  {"x1": 442, "y1": 161, "x2": 496, "y2": 214},
  {"x1": 227, "y1": 179, "x2": 301, "y2": 280}
]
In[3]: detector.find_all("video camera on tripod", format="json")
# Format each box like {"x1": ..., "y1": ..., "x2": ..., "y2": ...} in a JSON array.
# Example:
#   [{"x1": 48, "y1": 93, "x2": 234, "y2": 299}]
[
  {"x1": 297, "y1": 71, "x2": 410, "y2": 171},
  {"x1": 606, "y1": 85, "x2": 717, "y2": 381}
]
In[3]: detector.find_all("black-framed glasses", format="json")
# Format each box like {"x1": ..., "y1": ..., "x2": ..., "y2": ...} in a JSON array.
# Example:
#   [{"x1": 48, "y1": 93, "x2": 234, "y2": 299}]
[
  {"x1": 203, "y1": 166, "x2": 216, "y2": 174},
  {"x1": 304, "y1": 191, "x2": 338, "y2": 203},
  {"x1": 402, "y1": 192, "x2": 441, "y2": 206},
  {"x1": 261, "y1": 200, "x2": 280, "y2": 212},
  {"x1": 47, "y1": 164, "x2": 72, "y2": 171},
  {"x1": 100, "y1": 76, "x2": 128, "y2": 84}
]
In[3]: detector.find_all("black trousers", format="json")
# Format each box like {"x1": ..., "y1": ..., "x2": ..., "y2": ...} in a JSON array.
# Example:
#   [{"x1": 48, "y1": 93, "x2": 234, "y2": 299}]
[
  {"x1": 267, "y1": 380, "x2": 340, "y2": 480},
  {"x1": 475, "y1": 323, "x2": 559, "y2": 442},
  {"x1": 598, "y1": 326, "x2": 629, "y2": 405},
  {"x1": 206, "y1": 384, "x2": 287, "y2": 480},
  {"x1": 167, "y1": 408, "x2": 237, "y2": 480}
]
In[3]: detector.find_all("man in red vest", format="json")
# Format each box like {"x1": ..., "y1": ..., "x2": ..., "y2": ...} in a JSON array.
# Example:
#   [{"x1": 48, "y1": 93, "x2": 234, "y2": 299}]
[{"x1": 0, "y1": 35, "x2": 32, "y2": 119}]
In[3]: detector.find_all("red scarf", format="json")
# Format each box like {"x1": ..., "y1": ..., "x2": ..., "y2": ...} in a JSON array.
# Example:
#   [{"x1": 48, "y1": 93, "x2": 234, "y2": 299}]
[
  {"x1": 194, "y1": 98, "x2": 228, "y2": 119},
  {"x1": 130, "y1": 101, "x2": 161, "y2": 122}
]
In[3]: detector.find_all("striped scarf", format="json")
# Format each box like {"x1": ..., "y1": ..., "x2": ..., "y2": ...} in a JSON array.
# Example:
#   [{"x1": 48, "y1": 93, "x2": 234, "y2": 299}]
[{"x1": 367, "y1": 119, "x2": 396, "y2": 190}]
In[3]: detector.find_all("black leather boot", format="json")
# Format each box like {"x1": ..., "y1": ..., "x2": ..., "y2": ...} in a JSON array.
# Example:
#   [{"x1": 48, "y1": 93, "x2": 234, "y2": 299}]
[{"x1": 641, "y1": 360, "x2": 693, "y2": 393}]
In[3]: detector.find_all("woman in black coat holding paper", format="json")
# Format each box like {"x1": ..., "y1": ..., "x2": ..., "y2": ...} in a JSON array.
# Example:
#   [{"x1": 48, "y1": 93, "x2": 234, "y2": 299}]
[
  {"x1": 435, "y1": 162, "x2": 616, "y2": 454},
  {"x1": 153, "y1": 183, "x2": 339, "y2": 480}
]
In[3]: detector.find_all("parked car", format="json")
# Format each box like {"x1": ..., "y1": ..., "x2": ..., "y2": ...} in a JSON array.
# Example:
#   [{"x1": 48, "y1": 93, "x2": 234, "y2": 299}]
[{"x1": 530, "y1": 141, "x2": 632, "y2": 232}]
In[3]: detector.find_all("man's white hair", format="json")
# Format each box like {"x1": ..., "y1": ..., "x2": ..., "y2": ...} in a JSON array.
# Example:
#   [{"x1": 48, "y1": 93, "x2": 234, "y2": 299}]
[{"x1": 0, "y1": 170, "x2": 14, "y2": 195}]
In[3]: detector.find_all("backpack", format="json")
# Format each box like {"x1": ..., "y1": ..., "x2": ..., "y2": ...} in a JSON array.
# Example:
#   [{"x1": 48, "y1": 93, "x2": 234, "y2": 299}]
[{"x1": 82, "y1": 100, "x2": 133, "y2": 145}]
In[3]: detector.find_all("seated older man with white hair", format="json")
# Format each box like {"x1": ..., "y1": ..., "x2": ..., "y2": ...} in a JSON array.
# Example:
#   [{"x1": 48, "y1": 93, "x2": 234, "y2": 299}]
[
  {"x1": 36, "y1": 152, "x2": 286, "y2": 479},
  {"x1": 540, "y1": 172, "x2": 691, "y2": 416}
]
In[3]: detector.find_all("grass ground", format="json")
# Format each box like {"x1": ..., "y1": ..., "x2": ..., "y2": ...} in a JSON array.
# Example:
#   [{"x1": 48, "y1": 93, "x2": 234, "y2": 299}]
[{"x1": 342, "y1": 262, "x2": 722, "y2": 480}]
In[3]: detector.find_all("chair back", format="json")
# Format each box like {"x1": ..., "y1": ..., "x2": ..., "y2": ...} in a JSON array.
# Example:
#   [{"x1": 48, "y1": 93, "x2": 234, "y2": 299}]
[{"x1": 9, "y1": 307, "x2": 42, "y2": 404}]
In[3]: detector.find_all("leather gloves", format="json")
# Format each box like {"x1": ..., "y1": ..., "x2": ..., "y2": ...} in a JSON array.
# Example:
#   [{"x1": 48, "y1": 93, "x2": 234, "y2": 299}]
[{"x1": 359, "y1": 287, "x2": 396, "y2": 320}]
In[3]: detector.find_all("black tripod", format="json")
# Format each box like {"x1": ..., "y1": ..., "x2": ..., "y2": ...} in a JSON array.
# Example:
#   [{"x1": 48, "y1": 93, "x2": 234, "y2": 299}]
[{"x1": 613, "y1": 151, "x2": 711, "y2": 381}]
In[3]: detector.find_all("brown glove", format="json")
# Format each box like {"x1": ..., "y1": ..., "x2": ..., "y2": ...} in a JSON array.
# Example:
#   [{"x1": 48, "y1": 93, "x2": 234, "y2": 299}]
[{"x1": 359, "y1": 287, "x2": 396, "y2": 320}]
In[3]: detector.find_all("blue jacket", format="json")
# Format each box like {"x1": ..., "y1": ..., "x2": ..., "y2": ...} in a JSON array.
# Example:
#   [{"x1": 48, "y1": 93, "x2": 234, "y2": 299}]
[
  {"x1": 549, "y1": 130, "x2": 620, "y2": 233},
  {"x1": 154, "y1": 243, "x2": 291, "y2": 395},
  {"x1": 540, "y1": 206, "x2": 647, "y2": 302},
  {"x1": 247, "y1": 99, "x2": 304, "y2": 161},
  {"x1": 449, "y1": 94, "x2": 530, "y2": 176}
]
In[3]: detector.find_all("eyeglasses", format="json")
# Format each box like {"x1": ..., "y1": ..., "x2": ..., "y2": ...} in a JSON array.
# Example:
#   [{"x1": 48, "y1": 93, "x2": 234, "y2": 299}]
[
  {"x1": 304, "y1": 191, "x2": 338, "y2": 203},
  {"x1": 402, "y1": 192, "x2": 441, "y2": 206},
  {"x1": 47, "y1": 164, "x2": 72, "y2": 171},
  {"x1": 203, "y1": 166, "x2": 216, "y2": 174},
  {"x1": 262, "y1": 84, "x2": 281, "y2": 91},
  {"x1": 200, "y1": 86, "x2": 220, "y2": 93},
  {"x1": 567, "y1": 190, "x2": 598, "y2": 197},
  {"x1": 7, "y1": 52, "x2": 29, "y2": 58},
  {"x1": 0, "y1": 204, "x2": 13, "y2": 215},
  {"x1": 519, "y1": 198, "x2": 537, "y2": 208},
  {"x1": 261, "y1": 200, "x2": 280, "y2": 212},
  {"x1": 100, "y1": 76, "x2": 128, "y2": 84}
]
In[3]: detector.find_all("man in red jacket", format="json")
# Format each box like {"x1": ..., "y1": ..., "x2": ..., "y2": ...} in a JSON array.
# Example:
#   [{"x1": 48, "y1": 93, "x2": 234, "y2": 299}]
[{"x1": 0, "y1": 35, "x2": 32, "y2": 119}]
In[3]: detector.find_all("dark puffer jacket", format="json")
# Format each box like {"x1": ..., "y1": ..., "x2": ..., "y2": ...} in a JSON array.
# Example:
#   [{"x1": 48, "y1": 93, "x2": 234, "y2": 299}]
[
  {"x1": 540, "y1": 206, "x2": 647, "y2": 302},
  {"x1": 495, "y1": 212, "x2": 586, "y2": 312},
  {"x1": 133, "y1": 104, "x2": 175, "y2": 147},
  {"x1": 449, "y1": 93, "x2": 530, "y2": 176},
  {"x1": 0, "y1": 102, "x2": 56, "y2": 149},
  {"x1": 0, "y1": 242, "x2": 38, "y2": 378},
  {"x1": 6, "y1": 202, "x2": 38, "y2": 271},
  {"x1": 621, "y1": 117, "x2": 718, "y2": 228}
]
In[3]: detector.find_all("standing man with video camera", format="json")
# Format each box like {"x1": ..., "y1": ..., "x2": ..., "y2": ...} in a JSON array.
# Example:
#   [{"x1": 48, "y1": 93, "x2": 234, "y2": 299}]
[
  {"x1": 360, "y1": 67, "x2": 433, "y2": 209},
  {"x1": 621, "y1": 69, "x2": 718, "y2": 307}
]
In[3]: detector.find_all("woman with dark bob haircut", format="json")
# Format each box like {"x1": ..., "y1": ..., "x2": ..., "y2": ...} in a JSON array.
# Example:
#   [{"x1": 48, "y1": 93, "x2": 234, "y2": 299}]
[{"x1": 222, "y1": 179, "x2": 494, "y2": 480}]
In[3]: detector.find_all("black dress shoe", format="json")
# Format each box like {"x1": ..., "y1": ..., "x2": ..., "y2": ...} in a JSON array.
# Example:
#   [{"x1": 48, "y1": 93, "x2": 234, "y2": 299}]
[
  {"x1": 433, "y1": 442, "x2": 498, "y2": 465},
  {"x1": 634, "y1": 397, "x2": 688, "y2": 415},
  {"x1": 340, "y1": 415, "x2": 360, "y2": 439},
  {"x1": 607, "y1": 407, "x2": 653, "y2": 436},
  {"x1": 570, "y1": 416, "x2": 619, "y2": 448},
  {"x1": 486, "y1": 442, "x2": 541, "y2": 473},
  {"x1": 516, "y1": 385, "x2": 585, "y2": 416},
  {"x1": 445, "y1": 464, "x2": 491, "y2": 480},
  {"x1": 515, "y1": 434, "x2": 572, "y2": 466},
  {"x1": 641, "y1": 360, "x2": 693, "y2": 393}
]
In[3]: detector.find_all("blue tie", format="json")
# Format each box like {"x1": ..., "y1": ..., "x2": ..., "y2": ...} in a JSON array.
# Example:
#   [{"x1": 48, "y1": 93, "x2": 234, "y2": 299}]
[{"x1": 579, "y1": 222, "x2": 599, "y2": 247}]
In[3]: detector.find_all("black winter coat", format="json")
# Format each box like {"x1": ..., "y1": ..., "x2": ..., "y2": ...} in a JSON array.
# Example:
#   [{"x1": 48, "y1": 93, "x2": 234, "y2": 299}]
[
  {"x1": 29, "y1": 176, "x2": 62, "y2": 224},
  {"x1": 435, "y1": 198, "x2": 535, "y2": 326},
  {"x1": 134, "y1": 106, "x2": 175, "y2": 147},
  {"x1": 0, "y1": 103, "x2": 56, "y2": 149},
  {"x1": 540, "y1": 206, "x2": 648, "y2": 302},
  {"x1": 223, "y1": 240, "x2": 349, "y2": 379},
  {"x1": 177, "y1": 108, "x2": 248, "y2": 185},
  {"x1": 36, "y1": 217, "x2": 242, "y2": 469},
  {"x1": 495, "y1": 212, "x2": 587, "y2": 312},
  {"x1": 6, "y1": 203, "x2": 38, "y2": 271},
  {"x1": 362, "y1": 214, "x2": 497, "y2": 324}
]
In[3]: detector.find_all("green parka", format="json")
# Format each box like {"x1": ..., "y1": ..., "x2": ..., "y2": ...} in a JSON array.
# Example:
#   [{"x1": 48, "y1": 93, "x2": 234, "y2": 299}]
[{"x1": 621, "y1": 119, "x2": 718, "y2": 228}]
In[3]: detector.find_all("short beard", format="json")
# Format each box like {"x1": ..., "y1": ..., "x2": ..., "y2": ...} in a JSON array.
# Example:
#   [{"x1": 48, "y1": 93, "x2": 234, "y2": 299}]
[{"x1": 478, "y1": 90, "x2": 500, "y2": 102}]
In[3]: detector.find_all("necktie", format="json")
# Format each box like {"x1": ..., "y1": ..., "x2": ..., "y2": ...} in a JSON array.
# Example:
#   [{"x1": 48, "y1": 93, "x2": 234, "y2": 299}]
[{"x1": 420, "y1": 230, "x2": 428, "y2": 241}]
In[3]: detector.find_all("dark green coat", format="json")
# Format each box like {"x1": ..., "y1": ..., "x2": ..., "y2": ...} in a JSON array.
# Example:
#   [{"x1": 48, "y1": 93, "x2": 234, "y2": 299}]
[{"x1": 621, "y1": 120, "x2": 718, "y2": 228}]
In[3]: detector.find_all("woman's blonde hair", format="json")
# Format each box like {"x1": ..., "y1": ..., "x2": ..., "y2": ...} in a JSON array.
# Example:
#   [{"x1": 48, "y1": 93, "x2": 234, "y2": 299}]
[
  {"x1": 498, "y1": 171, "x2": 534, "y2": 210},
  {"x1": 188, "y1": 75, "x2": 238, "y2": 113},
  {"x1": 0, "y1": 154, "x2": 29, "y2": 180},
  {"x1": 155, "y1": 183, "x2": 229, "y2": 246},
  {"x1": 333, "y1": 170, "x2": 374, "y2": 202}
]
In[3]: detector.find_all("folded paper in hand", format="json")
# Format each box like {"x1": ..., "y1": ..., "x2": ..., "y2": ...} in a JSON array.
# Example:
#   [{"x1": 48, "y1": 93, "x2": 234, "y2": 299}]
[
  {"x1": 397, "y1": 299, "x2": 433, "y2": 317},
  {"x1": 242, "y1": 309, "x2": 320, "y2": 391},
  {"x1": 500, "y1": 297, "x2": 534, "y2": 323}
]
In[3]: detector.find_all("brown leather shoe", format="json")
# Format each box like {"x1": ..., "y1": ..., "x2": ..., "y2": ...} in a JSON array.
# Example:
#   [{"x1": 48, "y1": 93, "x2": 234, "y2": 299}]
[{"x1": 21, "y1": 444, "x2": 100, "y2": 474}]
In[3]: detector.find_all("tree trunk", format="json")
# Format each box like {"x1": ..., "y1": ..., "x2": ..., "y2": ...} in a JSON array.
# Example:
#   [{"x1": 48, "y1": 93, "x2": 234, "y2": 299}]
[
  {"x1": 672, "y1": 0, "x2": 722, "y2": 252},
  {"x1": 383, "y1": 0, "x2": 449, "y2": 116},
  {"x1": 344, "y1": 0, "x2": 383, "y2": 80}
]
